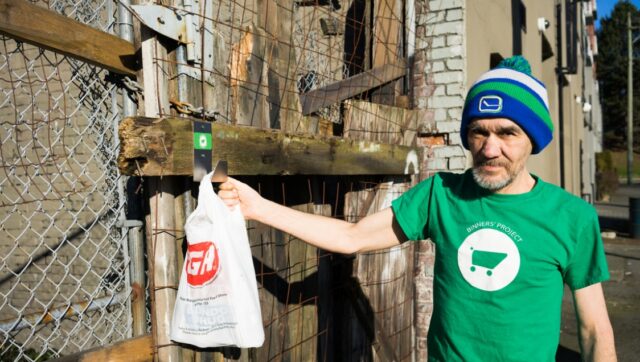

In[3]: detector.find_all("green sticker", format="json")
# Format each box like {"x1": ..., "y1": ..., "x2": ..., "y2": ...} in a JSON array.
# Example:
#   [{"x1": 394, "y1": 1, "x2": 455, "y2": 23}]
[{"x1": 193, "y1": 132, "x2": 212, "y2": 150}]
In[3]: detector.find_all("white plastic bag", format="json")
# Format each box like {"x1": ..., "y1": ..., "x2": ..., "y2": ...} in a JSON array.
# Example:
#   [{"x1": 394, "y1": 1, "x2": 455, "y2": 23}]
[{"x1": 170, "y1": 172, "x2": 264, "y2": 348}]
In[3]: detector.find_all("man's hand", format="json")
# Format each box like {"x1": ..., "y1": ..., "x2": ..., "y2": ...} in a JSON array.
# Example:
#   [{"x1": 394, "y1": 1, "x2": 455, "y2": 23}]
[
  {"x1": 573, "y1": 283, "x2": 617, "y2": 361},
  {"x1": 217, "y1": 177, "x2": 263, "y2": 220}
]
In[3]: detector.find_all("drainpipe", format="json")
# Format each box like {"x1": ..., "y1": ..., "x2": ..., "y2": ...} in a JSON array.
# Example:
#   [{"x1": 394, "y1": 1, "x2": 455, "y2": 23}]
[
  {"x1": 117, "y1": 0, "x2": 146, "y2": 337},
  {"x1": 556, "y1": 2, "x2": 566, "y2": 189}
]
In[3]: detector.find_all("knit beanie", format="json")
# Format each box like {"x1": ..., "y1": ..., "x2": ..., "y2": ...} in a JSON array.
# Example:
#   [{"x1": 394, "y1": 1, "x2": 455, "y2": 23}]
[{"x1": 460, "y1": 56, "x2": 553, "y2": 154}]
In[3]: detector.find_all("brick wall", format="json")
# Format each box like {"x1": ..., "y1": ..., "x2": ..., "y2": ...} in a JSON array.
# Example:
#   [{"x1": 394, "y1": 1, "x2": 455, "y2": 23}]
[{"x1": 412, "y1": 0, "x2": 467, "y2": 359}]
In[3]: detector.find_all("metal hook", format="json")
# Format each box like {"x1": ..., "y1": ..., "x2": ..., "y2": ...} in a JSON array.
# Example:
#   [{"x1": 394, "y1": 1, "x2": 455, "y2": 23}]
[{"x1": 210, "y1": 160, "x2": 228, "y2": 183}]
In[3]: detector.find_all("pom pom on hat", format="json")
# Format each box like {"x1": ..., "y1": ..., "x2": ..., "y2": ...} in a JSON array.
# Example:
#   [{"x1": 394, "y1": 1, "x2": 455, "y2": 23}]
[
  {"x1": 495, "y1": 55, "x2": 532, "y2": 74},
  {"x1": 460, "y1": 55, "x2": 553, "y2": 154}
]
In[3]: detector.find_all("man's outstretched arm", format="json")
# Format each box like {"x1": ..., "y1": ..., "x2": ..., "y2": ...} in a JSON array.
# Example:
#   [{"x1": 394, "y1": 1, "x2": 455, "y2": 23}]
[
  {"x1": 218, "y1": 177, "x2": 406, "y2": 254},
  {"x1": 573, "y1": 283, "x2": 616, "y2": 362}
]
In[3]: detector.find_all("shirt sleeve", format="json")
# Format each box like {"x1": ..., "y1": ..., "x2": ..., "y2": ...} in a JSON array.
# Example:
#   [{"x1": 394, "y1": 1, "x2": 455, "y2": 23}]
[
  {"x1": 564, "y1": 209, "x2": 610, "y2": 291},
  {"x1": 390, "y1": 176, "x2": 435, "y2": 241}
]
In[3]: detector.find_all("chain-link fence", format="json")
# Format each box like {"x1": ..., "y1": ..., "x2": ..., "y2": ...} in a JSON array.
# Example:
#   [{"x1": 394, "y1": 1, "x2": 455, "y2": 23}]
[{"x1": 0, "y1": 1, "x2": 132, "y2": 360}]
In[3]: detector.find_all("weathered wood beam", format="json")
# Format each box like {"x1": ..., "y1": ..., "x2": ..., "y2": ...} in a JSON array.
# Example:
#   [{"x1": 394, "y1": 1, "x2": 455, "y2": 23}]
[
  {"x1": 299, "y1": 58, "x2": 407, "y2": 115},
  {"x1": 0, "y1": 0, "x2": 137, "y2": 75},
  {"x1": 50, "y1": 335, "x2": 152, "y2": 362},
  {"x1": 118, "y1": 117, "x2": 421, "y2": 176}
]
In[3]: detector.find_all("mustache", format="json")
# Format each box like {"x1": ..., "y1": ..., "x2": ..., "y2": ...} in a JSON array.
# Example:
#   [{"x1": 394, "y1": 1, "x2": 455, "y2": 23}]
[{"x1": 474, "y1": 159, "x2": 509, "y2": 168}]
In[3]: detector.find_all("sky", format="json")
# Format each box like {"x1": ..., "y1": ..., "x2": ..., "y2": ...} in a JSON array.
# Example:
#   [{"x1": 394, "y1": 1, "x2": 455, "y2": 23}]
[{"x1": 597, "y1": 0, "x2": 640, "y2": 28}]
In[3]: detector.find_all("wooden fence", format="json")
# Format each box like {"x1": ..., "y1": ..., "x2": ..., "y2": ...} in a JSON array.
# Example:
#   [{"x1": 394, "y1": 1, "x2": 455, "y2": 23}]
[{"x1": 1, "y1": 0, "x2": 428, "y2": 360}]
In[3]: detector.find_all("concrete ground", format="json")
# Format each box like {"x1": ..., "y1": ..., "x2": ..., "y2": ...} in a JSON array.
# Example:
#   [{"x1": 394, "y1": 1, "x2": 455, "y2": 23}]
[{"x1": 557, "y1": 184, "x2": 640, "y2": 361}]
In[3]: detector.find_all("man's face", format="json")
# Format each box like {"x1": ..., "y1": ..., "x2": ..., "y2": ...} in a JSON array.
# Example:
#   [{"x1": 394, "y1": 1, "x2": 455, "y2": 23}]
[{"x1": 467, "y1": 118, "x2": 533, "y2": 191}]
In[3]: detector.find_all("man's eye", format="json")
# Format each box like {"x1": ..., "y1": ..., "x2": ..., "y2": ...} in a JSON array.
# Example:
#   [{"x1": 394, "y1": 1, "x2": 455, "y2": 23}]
[
  {"x1": 500, "y1": 130, "x2": 518, "y2": 137},
  {"x1": 469, "y1": 128, "x2": 486, "y2": 136}
]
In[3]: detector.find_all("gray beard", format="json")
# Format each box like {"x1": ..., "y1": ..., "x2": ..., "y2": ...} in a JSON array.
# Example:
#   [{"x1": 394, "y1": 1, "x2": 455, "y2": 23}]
[{"x1": 472, "y1": 167, "x2": 514, "y2": 191}]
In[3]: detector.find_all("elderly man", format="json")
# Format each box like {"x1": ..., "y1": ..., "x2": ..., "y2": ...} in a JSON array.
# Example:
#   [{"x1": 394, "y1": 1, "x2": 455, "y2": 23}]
[{"x1": 218, "y1": 56, "x2": 616, "y2": 361}]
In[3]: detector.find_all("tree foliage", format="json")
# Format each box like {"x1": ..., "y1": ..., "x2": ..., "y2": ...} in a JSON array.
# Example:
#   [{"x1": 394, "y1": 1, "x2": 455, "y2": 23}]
[{"x1": 597, "y1": 1, "x2": 640, "y2": 150}]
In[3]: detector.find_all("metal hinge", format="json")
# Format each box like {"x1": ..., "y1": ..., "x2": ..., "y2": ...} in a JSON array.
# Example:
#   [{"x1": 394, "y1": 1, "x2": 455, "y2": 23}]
[{"x1": 131, "y1": 1, "x2": 214, "y2": 85}]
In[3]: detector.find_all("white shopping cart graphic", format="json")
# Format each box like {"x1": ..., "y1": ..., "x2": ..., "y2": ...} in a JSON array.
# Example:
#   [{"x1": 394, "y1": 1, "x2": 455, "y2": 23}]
[{"x1": 458, "y1": 228, "x2": 520, "y2": 291}]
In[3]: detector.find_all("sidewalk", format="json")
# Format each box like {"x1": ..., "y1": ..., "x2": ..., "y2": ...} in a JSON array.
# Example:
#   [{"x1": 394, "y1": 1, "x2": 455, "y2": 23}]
[
  {"x1": 557, "y1": 185, "x2": 640, "y2": 361},
  {"x1": 558, "y1": 238, "x2": 640, "y2": 361}
]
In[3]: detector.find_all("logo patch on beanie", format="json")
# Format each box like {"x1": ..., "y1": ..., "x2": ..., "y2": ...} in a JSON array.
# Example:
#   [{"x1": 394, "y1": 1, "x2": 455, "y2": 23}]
[{"x1": 478, "y1": 95, "x2": 503, "y2": 113}]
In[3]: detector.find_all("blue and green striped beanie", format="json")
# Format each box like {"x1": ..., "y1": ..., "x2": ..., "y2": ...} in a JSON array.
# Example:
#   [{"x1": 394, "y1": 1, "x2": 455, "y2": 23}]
[{"x1": 460, "y1": 56, "x2": 553, "y2": 154}]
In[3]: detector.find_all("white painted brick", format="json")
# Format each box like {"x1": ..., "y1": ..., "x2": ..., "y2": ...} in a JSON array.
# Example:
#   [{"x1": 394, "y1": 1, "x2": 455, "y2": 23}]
[
  {"x1": 425, "y1": 157, "x2": 448, "y2": 170},
  {"x1": 448, "y1": 156, "x2": 467, "y2": 170},
  {"x1": 447, "y1": 35, "x2": 463, "y2": 46},
  {"x1": 434, "y1": 85, "x2": 446, "y2": 96},
  {"x1": 432, "y1": 21, "x2": 463, "y2": 36},
  {"x1": 446, "y1": 9, "x2": 463, "y2": 21},
  {"x1": 430, "y1": 95, "x2": 463, "y2": 108},
  {"x1": 434, "y1": 108, "x2": 448, "y2": 121},
  {"x1": 433, "y1": 145, "x2": 465, "y2": 158},
  {"x1": 449, "y1": 132, "x2": 462, "y2": 145},
  {"x1": 435, "y1": 120, "x2": 459, "y2": 132},
  {"x1": 448, "y1": 107, "x2": 463, "y2": 120},
  {"x1": 429, "y1": 45, "x2": 462, "y2": 60},
  {"x1": 431, "y1": 37, "x2": 445, "y2": 48},
  {"x1": 416, "y1": 98, "x2": 428, "y2": 109},
  {"x1": 425, "y1": 61, "x2": 445, "y2": 73},
  {"x1": 433, "y1": 71, "x2": 463, "y2": 84},
  {"x1": 429, "y1": 0, "x2": 463, "y2": 12},
  {"x1": 446, "y1": 83, "x2": 463, "y2": 95},
  {"x1": 446, "y1": 58, "x2": 464, "y2": 70},
  {"x1": 420, "y1": 11, "x2": 445, "y2": 25}
]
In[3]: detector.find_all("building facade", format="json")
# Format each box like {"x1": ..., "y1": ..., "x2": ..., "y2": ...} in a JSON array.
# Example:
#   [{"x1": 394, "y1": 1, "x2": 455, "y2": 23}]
[{"x1": 412, "y1": 0, "x2": 602, "y2": 358}]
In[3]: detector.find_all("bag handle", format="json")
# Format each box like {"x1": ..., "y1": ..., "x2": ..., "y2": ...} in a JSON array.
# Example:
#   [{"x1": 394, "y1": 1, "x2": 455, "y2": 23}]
[{"x1": 198, "y1": 171, "x2": 245, "y2": 223}]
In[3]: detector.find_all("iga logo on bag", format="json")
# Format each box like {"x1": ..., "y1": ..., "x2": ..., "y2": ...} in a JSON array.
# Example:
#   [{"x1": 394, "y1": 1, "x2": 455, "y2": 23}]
[{"x1": 185, "y1": 241, "x2": 220, "y2": 286}]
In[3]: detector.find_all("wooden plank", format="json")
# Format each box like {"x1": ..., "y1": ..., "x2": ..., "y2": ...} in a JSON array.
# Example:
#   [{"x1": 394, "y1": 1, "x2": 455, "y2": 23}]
[
  {"x1": 300, "y1": 58, "x2": 407, "y2": 115},
  {"x1": 230, "y1": 26, "x2": 271, "y2": 128},
  {"x1": 118, "y1": 116, "x2": 421, "y2": 176},
  {"x1": 344, "y1": 183, "x2": 413, "y2": 361},
  {"x1": 370, "y1": 0, "x2": 404, "y2": 106},
  {"x1": 0, "y1": 0, "x2": 136, "y2": 75},
  {"x1": 283, "y1": 203, "x2": 329, "y2": 361},
  {"x1": 50, "y1": 335, "x2": 153, "y2": 362},
  {"x1": 268, "y1": 0, "x2": 306, "y2": 133},
  {"x1": 247, "y1": 218, "x2": 288, "y2": 361},
  {"x1": 343, "y1": 100, "x2": 423, "y2": 146}
]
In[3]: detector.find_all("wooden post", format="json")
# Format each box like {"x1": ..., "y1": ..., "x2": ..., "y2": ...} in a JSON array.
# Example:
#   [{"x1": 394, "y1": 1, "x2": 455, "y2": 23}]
[{"x1": 132, "y1": 0, "x2": 181, "y2": 359}]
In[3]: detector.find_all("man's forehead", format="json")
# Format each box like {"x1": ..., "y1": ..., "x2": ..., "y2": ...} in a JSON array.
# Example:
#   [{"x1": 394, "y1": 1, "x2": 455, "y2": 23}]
[{"x1": 468, "y1": 118, "x2": 523, "y2": 131}]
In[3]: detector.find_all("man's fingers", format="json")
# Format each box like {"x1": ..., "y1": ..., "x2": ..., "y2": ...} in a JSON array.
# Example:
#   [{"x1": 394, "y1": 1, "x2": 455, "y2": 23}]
[
  {"x1": 218, "y1": 181, "x2": 235, "y2": 191},
  {"x1": 218, "y1": 177, "x2": 245, "y2": 191},
  {"x1": 218, "y1": 188, "x2": 238, "y2": 199}
]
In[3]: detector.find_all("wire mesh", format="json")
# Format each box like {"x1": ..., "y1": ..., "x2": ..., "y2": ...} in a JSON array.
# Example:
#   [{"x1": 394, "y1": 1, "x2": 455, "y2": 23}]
[
  {"x1": 164, "y1": 0, "x2": 415, "y2": 137},
  {"x1": 236, "y1": 177, "x2": 414, "y2": 362},
  {"x1": 144, "y1": 0, "x2": 418, "y2": 359},
  {"x1": 0, "y1": 1, "x2": 132, "y2": 361}
]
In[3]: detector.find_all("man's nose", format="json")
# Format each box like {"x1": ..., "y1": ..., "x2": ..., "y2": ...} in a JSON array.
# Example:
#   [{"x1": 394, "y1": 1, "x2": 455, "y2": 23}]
[{"x1": 481, "y1": 135, "x2": 501, "y2": 158}]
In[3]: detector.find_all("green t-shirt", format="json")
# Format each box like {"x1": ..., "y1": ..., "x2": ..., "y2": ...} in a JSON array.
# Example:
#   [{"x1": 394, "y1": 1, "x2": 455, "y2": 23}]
[{"x1": 391, "y1": 170, "x2": 609, "y2": 362}]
